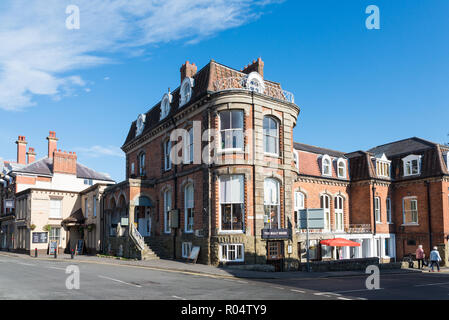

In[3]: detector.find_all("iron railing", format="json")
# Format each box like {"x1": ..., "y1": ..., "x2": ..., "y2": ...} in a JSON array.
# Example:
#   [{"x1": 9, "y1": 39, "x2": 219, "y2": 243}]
[
  {"x1": 130, "y1": 223, "x2": 145, "y2": 251},
  {"x1": 345, "y1": 224, "x2": 372, "y2": 234},
  {"x1": 213, "y1": 77, "x2": 295, "y2": 104}
]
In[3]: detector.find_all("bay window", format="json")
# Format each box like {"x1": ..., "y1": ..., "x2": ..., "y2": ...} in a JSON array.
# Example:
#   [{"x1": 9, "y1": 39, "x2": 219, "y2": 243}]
[
  {"x1": 263, "y1": 116, "x2": 279, "y2": 155},
  {"x1": 264, "y1": 178, "x2": 280, "y2": 229}
]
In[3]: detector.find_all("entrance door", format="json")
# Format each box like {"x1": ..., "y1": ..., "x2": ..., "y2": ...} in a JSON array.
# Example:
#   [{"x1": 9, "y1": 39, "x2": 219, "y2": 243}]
[
  {"x1": 138, "y1": 208, "x2": 151, "y2": 237},
  {"x1": 267, "y1": 241, "x2": 284, "y2": 272}
]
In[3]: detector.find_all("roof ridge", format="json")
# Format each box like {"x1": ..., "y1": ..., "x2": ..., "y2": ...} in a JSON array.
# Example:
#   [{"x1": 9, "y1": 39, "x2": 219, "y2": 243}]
[{"x1": 294, "y1": 141, "x2": 346, "y2": 155}]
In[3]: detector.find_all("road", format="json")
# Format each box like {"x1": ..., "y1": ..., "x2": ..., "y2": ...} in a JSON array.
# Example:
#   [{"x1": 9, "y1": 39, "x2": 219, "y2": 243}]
[{"x1": 0, "y1": 254, "x2": 448, "y2": 300}]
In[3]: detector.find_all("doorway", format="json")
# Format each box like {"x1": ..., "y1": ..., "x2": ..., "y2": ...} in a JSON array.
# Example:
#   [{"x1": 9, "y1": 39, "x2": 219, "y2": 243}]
[
  {"x1": 266, "y1": 241, "x2": 284, "y2": 272},
  {"x1": 138, "y1": 207, "x2": 152, "y2": 237}
]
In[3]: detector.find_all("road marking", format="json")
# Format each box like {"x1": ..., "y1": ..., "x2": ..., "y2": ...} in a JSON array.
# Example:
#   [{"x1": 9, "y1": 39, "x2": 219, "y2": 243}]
[
  {"x1": 273, "y1": 286, "x2": 285, "y2": 290},
  {"x1": 98, "y1": 275, "x2": 142, "y2": 288},
  {"x1": 337, "y1": 297, "x2": 353, "y2": 300},
  {"x1": 236, "y1": 280, "x2": 248, "y2": 284},
  {"x1": 172, "y1": 295, "x2": 187, "y2": 300},
  {"x1": 415, "y1": 282, "x2": 449, "y2": 287},
  {"x1": 48, "y1": 266, "x2": 66, "y2": 271},
  {"x1": 290, "y1": 289, "x2": 305, "y2": 293},
  {"x1": 334, "y1": 288, "x2": 384, "y2": 294},
  {"x1": 17, "y1": 262, "x2": 35, "y2": 266}
]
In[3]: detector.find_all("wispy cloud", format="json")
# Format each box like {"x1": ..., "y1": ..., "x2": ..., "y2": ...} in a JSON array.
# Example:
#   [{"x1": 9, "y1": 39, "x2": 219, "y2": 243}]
[
  {"x1": 75, "y1": 145, "x2": 125, "y2": 158},
  {"x1": 0, "y1": 0, "x2": 278, "y2": 111}
]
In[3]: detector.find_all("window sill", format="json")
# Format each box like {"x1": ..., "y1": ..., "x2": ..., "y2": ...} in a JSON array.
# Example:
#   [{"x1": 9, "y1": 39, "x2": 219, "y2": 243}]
[
  {"x1": 218, "y1": 230, "x2": 244, "y2": 235},
  {"x1": 401, "y1": 223, "x2": 419, "y2": 226},
  {"x1": 264, "y1": 153, "x2": 280, "y2": 158},
  {"x1": 217, "y1": 149, "x2": 245, "y2": 155}
]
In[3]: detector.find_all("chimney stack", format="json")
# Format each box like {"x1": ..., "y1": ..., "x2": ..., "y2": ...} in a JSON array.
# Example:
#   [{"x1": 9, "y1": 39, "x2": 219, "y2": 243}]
[
  {"x1": 242, "y1": 57, "x2": 264, "y2": 78},
  {"x1": 46, "y1": 131, "x2": 58, "y2": 159},
  {"x1": 180, "y1": 61, "x2": 197, "y2": 83},
  {"x1": 15, "y1": 136, "x2": 27, "y2": 165},
  {"x1": 27, "y1": 147, "x2": 36, "y2": 164},
  {"x1": 53, "y1": 150, "x2": 77, "y2": 175}
]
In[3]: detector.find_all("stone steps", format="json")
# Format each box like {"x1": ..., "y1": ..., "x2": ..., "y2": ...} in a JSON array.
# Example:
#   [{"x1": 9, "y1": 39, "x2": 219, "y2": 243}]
[{"x1": 144, "y1": 238, "x2": 171, "y2": 259}]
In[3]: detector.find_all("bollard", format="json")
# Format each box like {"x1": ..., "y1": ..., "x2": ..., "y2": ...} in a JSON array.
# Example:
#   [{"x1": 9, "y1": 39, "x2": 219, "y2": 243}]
[
  {"x1": 35, "y1": 248, "x2": 38, "y2": 258},
  {"x1": 54, "y1": 248, "x2": 57, "y2": 259},
  {"x1": 71, "y1": 249, "x2": 74, "y2": 259}
]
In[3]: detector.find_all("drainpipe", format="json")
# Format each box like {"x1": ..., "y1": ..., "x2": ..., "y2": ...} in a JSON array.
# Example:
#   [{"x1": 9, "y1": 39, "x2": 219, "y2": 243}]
[
  {"x1": 170, "y1": 116, "x2": 178, "y2": 260},
  {"x1": 372, "y1": 182, "x2": 377, "y2": 259},
  {"x1": 426, "y1": 181, "x2": 433, "y2": 249},
  {"x1": 208, "y1": 108, "x2": 212, "y2": 265},
  {"x1": 251, "y1": 91, "x2": 257, "y2": 264}
]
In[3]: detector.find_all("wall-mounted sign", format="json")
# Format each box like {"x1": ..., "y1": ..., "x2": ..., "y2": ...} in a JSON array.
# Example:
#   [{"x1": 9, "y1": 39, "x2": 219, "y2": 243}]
[
  {"x1": 32, "y1": 232, "x2": 48, "y2": 243},
  {"x1": 261, "y1": 228, "x2": 290, "y2": 239}
]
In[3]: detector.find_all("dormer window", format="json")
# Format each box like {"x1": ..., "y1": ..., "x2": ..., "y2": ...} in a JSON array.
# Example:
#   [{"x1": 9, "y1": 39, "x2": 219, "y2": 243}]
[
  {"x1": 135, "y1": 114, "x2": 146, "y2": 137},
  {"x1": 337, "y1": 158, "x2": 346, "y2": 178},
  {"x1": 403, "y1": 155, "x2": 421, "y2": 176},
  {"x1": 322, "y1": 155, "x2": 332, "y2": 176},
  {"x1": 444, "y1": 152, "x2": 449, "y2": 170},
  {"x1": 375, "y1": 153, "x2": 391, "y2": 178},
  {"x1": 245, "y1": 72, "x2": 265, "y2": 94},
  {"x1": 160, "y1": 92, "x2": 172, "y2": 120},
  {"x1": 180, "y1": 77, "x2": 194, "y2": 107}
]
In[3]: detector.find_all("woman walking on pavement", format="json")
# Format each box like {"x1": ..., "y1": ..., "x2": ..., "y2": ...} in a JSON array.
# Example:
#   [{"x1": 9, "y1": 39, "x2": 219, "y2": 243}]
[
  {"x1": 429, "y1": 247, "x2": 442, "y2": 272},
  {"x1": 416, "y1": 245, "x2": 425, "y2": 269}
]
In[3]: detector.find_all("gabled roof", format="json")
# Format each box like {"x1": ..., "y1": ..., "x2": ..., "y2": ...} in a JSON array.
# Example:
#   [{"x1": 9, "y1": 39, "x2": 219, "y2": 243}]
[
  {"x1": 367, "y1": 137, "x2": 437, "y2": 158},
  {"x1": 294, "y1": 142, "x2": 346, "y2": 158},
  {"x1": 11, "y1": 157, "x2": 114, "y2": 182}
]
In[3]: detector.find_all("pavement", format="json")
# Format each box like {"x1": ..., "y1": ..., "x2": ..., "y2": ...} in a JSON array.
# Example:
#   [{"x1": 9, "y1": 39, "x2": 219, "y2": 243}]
[{"x1": 1, "y1": 252, "x2": 449, "y2": 300}]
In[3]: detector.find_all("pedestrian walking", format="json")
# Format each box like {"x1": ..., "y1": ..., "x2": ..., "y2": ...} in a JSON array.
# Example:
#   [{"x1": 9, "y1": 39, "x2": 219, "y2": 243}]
[
  {"x1": 416, "y1": 245, "x2": 425, "y2": 269},
  {"x1": 429, "y1": 247, "x2": 442, "y2": 272}
]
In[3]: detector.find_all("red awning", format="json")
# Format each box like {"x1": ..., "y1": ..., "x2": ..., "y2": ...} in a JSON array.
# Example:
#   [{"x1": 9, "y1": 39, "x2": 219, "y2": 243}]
[{"x1": 320, "y1": 238, "x2": 361, "y2": 247}]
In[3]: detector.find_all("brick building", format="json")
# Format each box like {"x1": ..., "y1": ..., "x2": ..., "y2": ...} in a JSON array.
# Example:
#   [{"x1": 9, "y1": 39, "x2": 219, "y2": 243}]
[
  {"x1": 102, "y1": 58, "x2": 449, "y2": 268},
  {"x1": 0, "y1": 132, "x2": 114, "y2": 255}
]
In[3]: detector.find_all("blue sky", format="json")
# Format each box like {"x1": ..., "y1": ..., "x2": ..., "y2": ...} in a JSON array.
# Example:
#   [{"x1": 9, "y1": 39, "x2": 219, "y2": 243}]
[{"x1": 0, "y1": 0, "x2": 448, "y2": 181}]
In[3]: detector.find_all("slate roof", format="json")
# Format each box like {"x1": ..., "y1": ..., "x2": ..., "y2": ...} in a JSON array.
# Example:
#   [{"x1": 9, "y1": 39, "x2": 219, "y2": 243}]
[
  {"x1": 61, "y1": 208, "x2": 85, "y2": 226},
  {"x1": 122, "y1": 60, "x2": 291, "y2": 149},
  {"x1": 367, "y1": 137, "x2": 437, "y2": 158},
  {"x1": 10, "y1": 157, "x2": 114, "y2": 182},
  {"x1": 294, "y1": 142, "x2": 346, "y2": 158}
]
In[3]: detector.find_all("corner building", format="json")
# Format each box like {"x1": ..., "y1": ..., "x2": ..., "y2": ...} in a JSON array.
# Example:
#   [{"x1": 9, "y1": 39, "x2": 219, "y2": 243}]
[{"x1": 103, "y1": 58, "x2": 300, "y2": 266}]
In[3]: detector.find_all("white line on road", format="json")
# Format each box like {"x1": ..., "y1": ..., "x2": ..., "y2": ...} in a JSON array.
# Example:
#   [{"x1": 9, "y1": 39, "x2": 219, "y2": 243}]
[
  {"x1": 334, "y1": 288, "x2": 384, "y2": 294},
  {"x1": 290, "y1": 289, "x2": 305, "y2": 293},
  {"x1": 17, "y1": 262, "x2": 35, "y2": 266},
  {"x1": 172, "y1": 295, "x2": 187, "y2": 300},
  {"x1": 98, "y1": 275, "x2": 142, "y2": 288},
  {"x1": 415, "y1": 282, "x2": 449, "y2": 287},
  {"x1": 273, "y1": 286, "x2": 285, "y2": 290},
  {"x1": 48, "y1": 266, "x2": 66, "y2": 271},
  {"x1": 337, "y1": 297, "x2": 353, "y2": 300}
]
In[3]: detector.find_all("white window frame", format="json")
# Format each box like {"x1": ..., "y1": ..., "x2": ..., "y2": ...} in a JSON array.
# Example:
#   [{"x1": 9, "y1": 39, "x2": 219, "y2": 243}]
[
  {"x1": 264, "y1": 178, "x2": 281, "y2": 229},
  {"x1": 337, "y1": 158, "x2": 346, "y2": 179},
  {"x1": 180, "y1": 77, "x2": 194, "y2": 107},
  {"x1": 386, "y1": 197, "x2": 391, "y2": 223},
  {"x1": 320, "y1": 194, "x2": 331, "y2": 231},
  {"x1": 246, "y1": 72, "x2": 265, "y2": 94},
  {"x1": 84, "y1": 198, "x2": 89, "y2": 218},
  {"x1": 164, "y1": 140, "x2": 172, "y2": 171},
  {"x1": 182, "y1": 242, "x2": 192, "y2": 258},
  {"x1": 322, "y1": 155, "x2": 332, "y2": 177},
  {"x1": 219, "y1": 110, "x2": 244, "y2": 152},
  {"x1": 49, "y1": 199, "x2": 62, "y2": 219},
  {"x1": 374, "y1": 197, "x2": 381, "y2": 223},
  {"x1": 219, "y1": 243, "x2": 244, "y2": 262},
  {"x1": 184, "y1": 127, "x2": 194, "y2": 164},
  {"x1": 160, "y1": 93, "x2": 172, "y2": 120},
  {"x1": 263, "y1": 116, "x2": 280, "y2": 156},
  {"x1": 49, "y1": 227, "x2": 61, "y2": 243},
  {"x1": 403, "y1": 197, "x2": 418, "y2": 225},
  {"x1": 164, "y1": 190, "x2": 172, "y2": 233},
  {"x1": 334, "y1": 195, "x2": 344, "y2": 231},
  {"x1": 402, "y1": 154, "x2": 422, "y2": 177},
  {"x1": 184, "y1": 184, "x2": 194, "y2": 233},
  {"x1": 219, "y1": 175, "x2": 245, "y2": 233}
]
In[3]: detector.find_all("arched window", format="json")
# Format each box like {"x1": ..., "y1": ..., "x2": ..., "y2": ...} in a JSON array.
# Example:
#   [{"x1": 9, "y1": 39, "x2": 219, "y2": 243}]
[
  {"x1": 294, "y1": 191, "x2": 305, "y2": 228},
  {"x1": 180, "y1": 77, "x2": 194, "y2": 107},
  {"x1": 164, "y1": 190, "x2": 172, "y2": 233},
  {"x1": 138, "y1": 152, "x2": 146, "y2": 176},
  {"x1": 160, "y1": 93, "x2": 172, "y2": 120},
  {"x1": 246, "y1": 72, "x2": 265, "y2": 94},
  {"x1": 263, "y1": 116, "x2": 279, "y2": 155},
  {"x1": 322, "y1": 155, "x2": 331, "y2": 176},
  {"x1": 320, "y1": 194, "x2": 331, "y2": 231},
  {"x1": 264, "y1": 178, "x2": 280, "y2": 229},
  {"x1": 337, "y1": 158, "x2": 346, "y2": 178},
  {"x1": 184, "y1": 184, "x2": 194, "y2": 233},
  {"x1": 220, "y1": 110, "x2": 244, "y2": 150},
  {"x1": 335, "y1": 196, "x2": 344, "y2": 231}
]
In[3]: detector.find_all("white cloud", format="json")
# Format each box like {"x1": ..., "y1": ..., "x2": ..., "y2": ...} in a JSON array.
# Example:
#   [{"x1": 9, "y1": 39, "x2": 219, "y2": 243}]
[
  {"x1": 75, "y1": 145, "x2": 125, "y2": 158},
  {"x1": 0, "y1": 0, "x2": 278, "y2": 111}
]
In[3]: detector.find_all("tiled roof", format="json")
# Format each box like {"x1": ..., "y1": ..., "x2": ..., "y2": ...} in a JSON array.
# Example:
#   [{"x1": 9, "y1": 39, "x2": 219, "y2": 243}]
[
  {"x1": 11, "y1": 157, "x2": 114, "y2": 182},
  {"x1": 122, "y1": 60, "x2": 290, "y2": 149},
  {"x1": 367, "y1": 137, "x2": 436, "y2": 158},
  {"x1": 294, "y1": 142, "x2": 346, "y2": 158}
]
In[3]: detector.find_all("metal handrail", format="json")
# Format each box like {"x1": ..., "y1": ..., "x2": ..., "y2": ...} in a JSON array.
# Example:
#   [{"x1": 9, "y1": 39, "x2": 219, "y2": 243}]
[
  {"x1": 130, "y1": 223, "x2": 145, "y2": 251},
  {"x1": 213, "y1": 77, "x2": 295, "y2": 104}
]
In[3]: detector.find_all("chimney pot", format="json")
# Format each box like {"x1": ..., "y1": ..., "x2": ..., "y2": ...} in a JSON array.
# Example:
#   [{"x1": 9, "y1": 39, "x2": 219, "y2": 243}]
[{"x1": 180, "y1": 60, "x2": 198, "y2": 83}]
